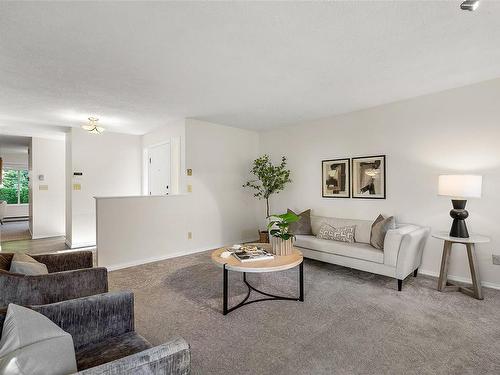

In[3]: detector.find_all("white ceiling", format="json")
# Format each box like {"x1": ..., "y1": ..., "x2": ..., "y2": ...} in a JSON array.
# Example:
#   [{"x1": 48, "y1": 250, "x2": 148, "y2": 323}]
[{"x1": 1, "y1": 1, "x2": 500, "y2": 135}]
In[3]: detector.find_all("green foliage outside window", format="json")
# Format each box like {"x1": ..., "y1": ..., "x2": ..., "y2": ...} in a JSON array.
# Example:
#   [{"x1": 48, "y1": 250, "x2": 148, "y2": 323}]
[{"x1": 0, "y1": 169, "x2": 29, "y2": 204}]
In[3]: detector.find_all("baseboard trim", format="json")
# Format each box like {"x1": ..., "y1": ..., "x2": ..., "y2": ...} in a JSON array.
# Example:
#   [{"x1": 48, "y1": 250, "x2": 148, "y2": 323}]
[
  {"x1": 31, "y1": 233, "x2": 65, "y2": 240},
  {"x1": 419, "y1": 268, "x2": 500, "y2": 291},
  {"x1": 104, "y1": 238, "x2": 259, "y2": 271},
  {"x1": 66, "y1": 241, "x2": 96, "y2": 249}
]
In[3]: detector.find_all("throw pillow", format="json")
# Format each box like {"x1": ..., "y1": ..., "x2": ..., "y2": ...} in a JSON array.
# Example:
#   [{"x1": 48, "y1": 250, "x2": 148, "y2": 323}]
[
  {"x1": 9, "y1": 253, "x2": 48, "y2": 275},
  {"x1": 317, "y1": 224, "x2": 355, "y2": 243},
  {"x1": 0, "y1": 255, "x2": 10, "y2": 271},
  {"x1": 370, "y1": 215, "x2": 396, "y2": 250},
  {"x1": 0, "y1": 304, "x2": 77, "y2": 375},
  {"x1": 287, "y1": 209, "x2": 312, "y2": 235}
]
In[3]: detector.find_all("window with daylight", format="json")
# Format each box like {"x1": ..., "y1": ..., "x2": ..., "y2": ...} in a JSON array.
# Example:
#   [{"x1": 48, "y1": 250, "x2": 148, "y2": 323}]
[{"x1": 0, "y1": 169, "x2": 29, "y2": 204}]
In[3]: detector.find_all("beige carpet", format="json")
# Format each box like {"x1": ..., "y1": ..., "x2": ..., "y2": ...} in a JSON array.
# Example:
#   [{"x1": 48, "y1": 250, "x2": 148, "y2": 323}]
[
  {"x1": 109, "y1": 251, "x2": 500, "y2": 375},
  {"x1": 0, "y1": 221, "x2": 31, "y2": 242}
]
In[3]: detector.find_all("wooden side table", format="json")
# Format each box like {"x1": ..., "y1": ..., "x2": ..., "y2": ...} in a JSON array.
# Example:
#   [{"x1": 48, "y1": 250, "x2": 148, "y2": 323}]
[{"x1": 432, "y1": 232, "x2": 490, "y2": 300}]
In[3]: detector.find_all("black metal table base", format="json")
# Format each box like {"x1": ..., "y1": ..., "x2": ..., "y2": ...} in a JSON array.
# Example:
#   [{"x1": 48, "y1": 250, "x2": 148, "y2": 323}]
[{"x1": 222, "y1": 262, "x2": 304, "y2": 315}]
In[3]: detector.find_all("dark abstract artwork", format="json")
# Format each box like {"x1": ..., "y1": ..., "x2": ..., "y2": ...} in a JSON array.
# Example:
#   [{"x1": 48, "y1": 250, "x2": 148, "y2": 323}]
[
  {"x1": 352, "y1": 155, "x2": 386, "y2": 199},
  {"x1": 322, "y1": 159, "x2": 350, "y2": 198}
]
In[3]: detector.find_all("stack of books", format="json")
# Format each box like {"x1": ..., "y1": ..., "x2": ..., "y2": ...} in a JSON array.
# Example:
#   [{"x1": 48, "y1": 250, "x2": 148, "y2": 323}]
[{"x1": 231, "y1": 246, "x2": 274, "y2": 262}]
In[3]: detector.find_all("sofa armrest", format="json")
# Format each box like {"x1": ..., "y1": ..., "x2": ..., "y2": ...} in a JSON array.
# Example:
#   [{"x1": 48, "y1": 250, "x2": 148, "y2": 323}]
[
  {"x1": 395, "y1": 227, "x2": 430, "y2": 279},
  {"x1": 0, "y1": 267, "x2": 108, "y2": 307},
  {"x1": 32, "y1": 251, "x2": 94, "y2": 272},
  {"x1": 383, "y1": 225, "x2": 419, "y2": 267},
  {"x1": 75, "y1": 337, "x2": 191, "y2": 375},
  {"x1": 33, "y1": 291, "x2": 134, "y2": 350}
]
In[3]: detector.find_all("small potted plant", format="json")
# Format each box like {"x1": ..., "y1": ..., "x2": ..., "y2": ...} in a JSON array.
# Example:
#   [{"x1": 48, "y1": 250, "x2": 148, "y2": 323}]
[{"x1": 267, "y1": 211, "x2": 300, "y2": 255}]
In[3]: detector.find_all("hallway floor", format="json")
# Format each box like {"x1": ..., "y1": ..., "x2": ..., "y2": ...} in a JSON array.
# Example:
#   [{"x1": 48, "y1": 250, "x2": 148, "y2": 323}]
[
  {"x1": 0, "y1": 227, "x2": 69, "y2": 255},
  {"x1": 0, "y1": 220, "x2": 31, "y2": 242}
]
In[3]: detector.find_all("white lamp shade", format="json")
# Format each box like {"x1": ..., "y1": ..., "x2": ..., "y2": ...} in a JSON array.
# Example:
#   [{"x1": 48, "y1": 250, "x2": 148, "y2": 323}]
[{"x1": 438, "y1": 175, "x2": 482, "y2": 198}]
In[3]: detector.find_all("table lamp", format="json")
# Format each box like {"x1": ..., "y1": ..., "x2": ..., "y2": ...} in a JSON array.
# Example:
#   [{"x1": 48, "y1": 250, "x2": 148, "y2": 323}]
[{"x1": 438, "y1": 175, "x2": 482, "y2": 238}]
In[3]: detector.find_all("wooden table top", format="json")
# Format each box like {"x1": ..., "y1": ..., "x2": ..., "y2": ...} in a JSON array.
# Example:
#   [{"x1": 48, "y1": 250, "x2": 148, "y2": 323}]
[{"x1": 211, "y1": 243, "x2": 303, "y2": 273}]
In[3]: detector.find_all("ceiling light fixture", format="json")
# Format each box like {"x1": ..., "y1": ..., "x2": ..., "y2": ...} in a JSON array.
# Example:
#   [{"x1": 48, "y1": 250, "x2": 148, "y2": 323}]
[
  {"x1": 82, "y1": 117, "x2": 104, "y2": 134},
  {"x1": 460, "y1": 0, "x2": 480, "y2": 11}
]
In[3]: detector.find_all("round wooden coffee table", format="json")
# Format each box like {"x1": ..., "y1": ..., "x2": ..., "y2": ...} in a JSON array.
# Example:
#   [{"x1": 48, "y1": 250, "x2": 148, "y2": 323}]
[{"x1": 211, "y1": 243, "x2": 304, "y2": 315}]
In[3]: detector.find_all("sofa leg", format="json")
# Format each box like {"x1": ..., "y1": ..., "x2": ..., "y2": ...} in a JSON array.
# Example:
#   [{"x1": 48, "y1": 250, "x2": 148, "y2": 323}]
[
  {"x1": 397, "y1": 279, "x2": 402, "y2": 292},
  {"x1": 413, "y1": 268, "x2": 418, "y2": 277}
]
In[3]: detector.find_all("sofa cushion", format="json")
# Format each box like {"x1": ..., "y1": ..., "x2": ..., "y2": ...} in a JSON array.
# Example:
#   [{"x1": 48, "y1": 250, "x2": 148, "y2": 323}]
[
  {"x1": 317, "y1": 224, "x2": 355, "y2": 243},
  {"x1": 76, "y1": 331, "x2": 152, "y2": 371},
  {"x1": 9, "y1": 253, "x2": 48, "y2": 275},
  {"x1": 287, "y1": 209, "x2": 312, "y2": 235},
  {"x1": 0, "y1": 304, "x2": 77, "y2": 375},
  {"x1": 311, "y1": 216, "x2": 373, "y2": 244},
  {"x1": 370, "y1": 215, "x2": 396, "y2": 250},
  {"x1": 295, "y1": 235, "x2": 384, "y2": 263}
]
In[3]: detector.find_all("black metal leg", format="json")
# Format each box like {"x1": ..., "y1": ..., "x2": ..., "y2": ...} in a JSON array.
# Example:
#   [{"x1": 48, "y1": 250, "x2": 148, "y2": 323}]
[
  {"x1": 299, "y1": 261, "x2": 304, "y2": 302},
  {"x1": 397, "y1": 279, "x2": 403, "y2": 291},
  {"x1": 413, "y1": 268, "x2": 418, "y2": 277},
  {"x1": 223, "y1": 264, "x2": 228, "y2": 315},
  {"x1": 221, "y1": 262, "x2": 304, "y2": 315}
]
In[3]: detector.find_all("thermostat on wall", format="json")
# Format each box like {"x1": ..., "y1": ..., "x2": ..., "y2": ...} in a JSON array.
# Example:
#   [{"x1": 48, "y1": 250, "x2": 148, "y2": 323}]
[{"x1": 38, "y1": 175, "x2": 44, "y2": 181}]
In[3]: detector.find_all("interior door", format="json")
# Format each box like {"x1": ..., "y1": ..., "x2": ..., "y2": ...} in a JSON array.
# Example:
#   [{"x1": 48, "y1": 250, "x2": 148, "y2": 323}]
[{"x1": 148, "y1": 143, "x2": 171, "y2": 195}]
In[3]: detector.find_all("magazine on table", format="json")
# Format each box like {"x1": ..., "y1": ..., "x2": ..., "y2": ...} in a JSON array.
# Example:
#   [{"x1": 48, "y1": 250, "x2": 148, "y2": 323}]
[{"x1": 232, "y1": 246, "x2": 274, "y2": 262}]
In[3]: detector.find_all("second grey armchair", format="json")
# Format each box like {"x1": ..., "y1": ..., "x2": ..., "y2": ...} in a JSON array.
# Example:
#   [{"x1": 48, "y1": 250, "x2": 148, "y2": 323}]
[{"x1": 0, "y1": 251, "x2": 108, "y2": 308}]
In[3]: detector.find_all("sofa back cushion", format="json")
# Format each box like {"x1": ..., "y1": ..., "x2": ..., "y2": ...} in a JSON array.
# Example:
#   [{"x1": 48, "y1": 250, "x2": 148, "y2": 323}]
[{"x1": 311, "y1": 215, "x2": 373, "y2": 244}]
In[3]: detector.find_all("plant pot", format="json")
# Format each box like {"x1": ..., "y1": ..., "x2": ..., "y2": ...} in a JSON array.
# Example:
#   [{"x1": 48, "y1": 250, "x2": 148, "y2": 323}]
[
  {"x1": 270, "y1": 237, "x2": 293, "y2": 256},
  {"x1": 258, "y1": 230, "x2": 269, "y2": 243}
]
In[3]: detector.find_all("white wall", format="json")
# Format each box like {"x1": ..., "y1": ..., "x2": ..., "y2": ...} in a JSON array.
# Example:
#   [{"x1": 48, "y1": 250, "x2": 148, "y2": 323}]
[
  {"x1": 96, "y1": 119, "x2": 259, "y2": 269},
  {"x1": 65, "y1": 133, "x2": 72, "y2": 245},
  {"x1": 185, "y1": 119, "x2": 260, "y2": 249},
  {"x1": 260, "y1": 78, "x2": 500, "y2": 288},
  {"x1": 31, "y1": 137, "x2": 65, "y2": 238},
  {"x1": 67, "y1": 128, "x2": 142, "y2": 248}
]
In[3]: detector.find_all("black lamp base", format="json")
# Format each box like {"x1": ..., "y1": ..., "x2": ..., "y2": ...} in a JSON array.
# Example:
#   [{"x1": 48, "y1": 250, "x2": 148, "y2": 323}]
[{"x1": 449, "y1": 199, "x2": 469, "y2": 238}]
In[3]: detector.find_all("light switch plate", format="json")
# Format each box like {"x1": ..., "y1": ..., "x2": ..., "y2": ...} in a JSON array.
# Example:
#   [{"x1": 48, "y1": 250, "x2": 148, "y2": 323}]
[
  {"x1": 39, "y1": 185, "x2": 48, "y2": 191},
  {"x1": 73, "y1": 183, "x2": 81, "y2": 191},
  {"x1": 492, "y1": 255, "x2": 500, "y2": 265},
  {"x1": 188, "y1": 232, "x2": 192, "y2": 240},
  {"x1": 187, "y1": 184, "x2": 192, "y2": 193}
]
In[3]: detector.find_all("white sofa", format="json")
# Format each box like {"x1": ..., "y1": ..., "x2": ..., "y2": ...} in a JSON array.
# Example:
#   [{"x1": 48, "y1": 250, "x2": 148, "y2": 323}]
[{"x1": 294, "y1": 215, "x2": 429, "y2": 291}]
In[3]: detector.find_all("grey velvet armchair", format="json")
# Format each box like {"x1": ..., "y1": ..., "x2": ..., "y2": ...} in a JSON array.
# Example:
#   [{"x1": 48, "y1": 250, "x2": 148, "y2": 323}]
[
  {"x1": 0, "y1": 291, "x2": 191, "y2": 374},
  {"x1": 0, "y1": 251, "x2": 108, "y2": 308}
]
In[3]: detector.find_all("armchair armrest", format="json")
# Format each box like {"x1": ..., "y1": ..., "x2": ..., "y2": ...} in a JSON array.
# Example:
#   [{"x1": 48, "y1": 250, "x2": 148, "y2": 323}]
[
  {"x1": 383, "y1": 225, "x2": 419, "y2": 267},
  {"x1": 33, "y1": 291, "x2": 134, "y2": 350},
  {"x1": 75, "y1": 337, "x2": 191, "y2": 375},
  {"x1": 32, "y1": 251, "x2": 94, "y2": 272},
  {"x1": 0, "y1": 267, "x2": 108, "y2": 307},
  {"x1": 395, "y1": 227, "x2": 430, "y2": 279}
]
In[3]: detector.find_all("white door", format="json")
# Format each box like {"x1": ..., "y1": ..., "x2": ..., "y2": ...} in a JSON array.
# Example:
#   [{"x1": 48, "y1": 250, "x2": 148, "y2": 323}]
[{"x1": 148, "y1": 143, "x2": 171, "y2": 195}]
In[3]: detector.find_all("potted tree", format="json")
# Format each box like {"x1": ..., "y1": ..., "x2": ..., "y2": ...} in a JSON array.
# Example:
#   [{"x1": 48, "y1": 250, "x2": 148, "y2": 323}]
[
  {"x1": 243, "y1": 155, "x2": 292, "y2": 242},
  {"x1": 267, "y1": 212, "x2": 300, "y2": 255}
]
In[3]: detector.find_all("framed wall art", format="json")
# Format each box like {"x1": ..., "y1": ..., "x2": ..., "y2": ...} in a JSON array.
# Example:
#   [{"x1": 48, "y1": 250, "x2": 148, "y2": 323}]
[
  {"x1": 322, "y1": 158, "x2": 350, "y2": 198},
  {"x1": 351, "y1": 155, "x2": 386, "y2": 199}
]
